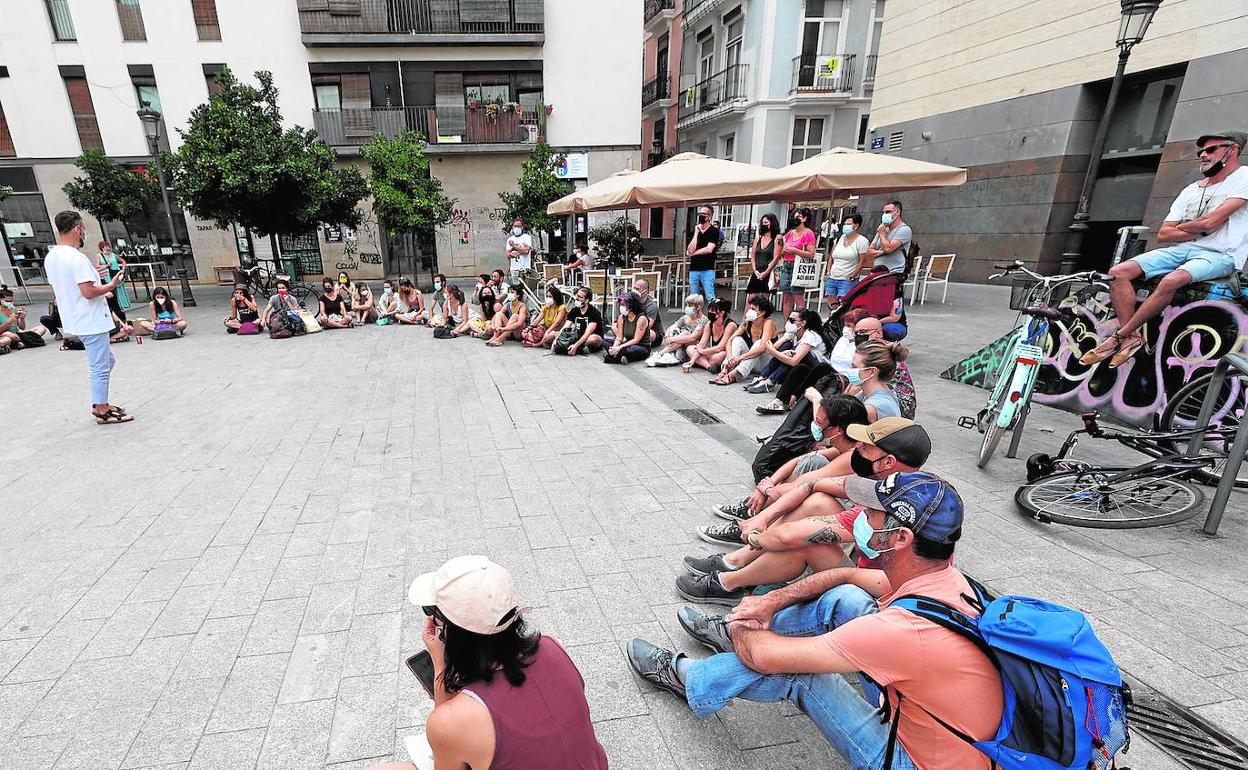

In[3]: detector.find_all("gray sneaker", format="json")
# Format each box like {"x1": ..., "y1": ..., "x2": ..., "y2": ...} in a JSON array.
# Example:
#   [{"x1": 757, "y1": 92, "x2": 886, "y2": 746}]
[
  {"x1": 698, "y1": 520, "x2": 744, "y2": 546},
  {"x1": 745, "y1": 379, "x2": 775, "y2": 394},
  {"x1": 711, "y1": 498, "x2": 751, "y2": 521},
  {"x1": 626, "y1": 639, "x2": 687, "y2": 700},
  {"x1": 677, "y1": 606, "x2": 734, "y2": 654},
  {"x1": 676, "y1": 572, "x2": 747, "y2": 606},
  {"x1": 683, "y1": 553, "x2": 735, "y2": 576}
]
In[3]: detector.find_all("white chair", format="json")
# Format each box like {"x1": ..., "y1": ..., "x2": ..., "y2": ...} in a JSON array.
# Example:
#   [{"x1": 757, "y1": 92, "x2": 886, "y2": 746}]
[
  {"x1": 903, "y1": 254, "x2": 927, "y2": 302},
  {"x1": 920, "y1": 254, "x2": 956, "y2": 304},
  {"x1": 731, "y1": 257, "x2": 754, "y2": 309}
]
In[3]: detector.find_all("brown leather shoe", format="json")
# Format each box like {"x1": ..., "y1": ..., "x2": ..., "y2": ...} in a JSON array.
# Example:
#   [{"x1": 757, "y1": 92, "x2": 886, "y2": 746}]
[
  {"x1": 1080, "y1": 334, "x2": 1123, "y2": 366},
  {"x1": 1108, "y1": 333, "x2": 1144, "y2": 368}
]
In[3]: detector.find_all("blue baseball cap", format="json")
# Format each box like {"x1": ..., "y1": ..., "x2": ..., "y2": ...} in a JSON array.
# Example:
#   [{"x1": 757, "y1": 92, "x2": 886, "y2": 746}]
[{"x1": 843, "y1": 472, "x2": 964, "y2": 544}]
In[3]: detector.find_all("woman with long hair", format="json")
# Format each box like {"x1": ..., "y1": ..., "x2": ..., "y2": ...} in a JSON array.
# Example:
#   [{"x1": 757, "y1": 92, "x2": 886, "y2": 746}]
[
  {"x1": 138, "y1": 286, "x2": 187, "y2": 335},
  {"x1": 777, "y1": 206, "x2": 817, "y2": 318},
  {"x1": 522, "y1": 285, "x2": 567, "y2": 348},
  {"x1": 713, "y1": 294, "x2": 778, "y2": 385},
  {"x1": 318, "y1": 277, "x2": 353, "y2": 329},
  {"x1": 350, "y1": 281, "x2": 377, "y2": 325},
  {"x1": 224, "y1": 286, "x2": 259, "y2": 333},
  {"x1": 486, "y1": 283, "x2": 529, "y2": 346},
  {"x1": 849, "y1": 339, "x2": 910, "y2": 420},
  {"x1": 603, "y1": 291, "x2": 652, "y2": 364},
  {"x1": 683, "y1": 298, "x2": 737, "y2": 374},
  {"x1": 745, "y1": 213, "x2": 783, "y2": 302}
]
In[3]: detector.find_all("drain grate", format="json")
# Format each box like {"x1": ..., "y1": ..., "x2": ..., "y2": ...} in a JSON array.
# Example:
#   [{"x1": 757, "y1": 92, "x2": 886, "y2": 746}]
[
  {"x1": 1126, "y1": 679, "x2": 1248, "y2": 770},
  {"x1": 675, "y1": 407, "x2": 723, "y2": 425}
]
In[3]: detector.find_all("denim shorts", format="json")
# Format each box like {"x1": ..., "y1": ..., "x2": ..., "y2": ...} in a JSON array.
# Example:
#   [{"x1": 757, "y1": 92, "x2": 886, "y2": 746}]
[
  {"x1": 1132, "y1": 244, "x2": 1236, "y2": 283},
  {"x1": 823, "y1": 277, "x2": 857, "y2": 296},
  {"x1": 778, "y1": 261, "x2": 794, "y2": 293}
]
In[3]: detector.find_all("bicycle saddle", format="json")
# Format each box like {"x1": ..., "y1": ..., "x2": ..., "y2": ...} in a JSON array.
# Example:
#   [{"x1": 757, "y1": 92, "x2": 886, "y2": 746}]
[{"x1": 1023, "y1": 305, "x2": 1064, "y2": 321}]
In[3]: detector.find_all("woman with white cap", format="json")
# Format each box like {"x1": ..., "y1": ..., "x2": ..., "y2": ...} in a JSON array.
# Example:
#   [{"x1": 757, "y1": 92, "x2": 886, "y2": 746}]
[{"x1": 374, "y1": 555, "x2": 606, "y2": 770}]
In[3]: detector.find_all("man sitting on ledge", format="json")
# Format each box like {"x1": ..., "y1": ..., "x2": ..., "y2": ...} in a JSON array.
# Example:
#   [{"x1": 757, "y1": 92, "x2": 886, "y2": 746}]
[{"x1": 1084, "y1": 129, "x2": 1248, "y2": 368}]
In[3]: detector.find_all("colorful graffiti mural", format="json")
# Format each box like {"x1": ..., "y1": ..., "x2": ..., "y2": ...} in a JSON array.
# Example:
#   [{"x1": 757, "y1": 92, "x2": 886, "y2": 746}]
[{"x1": 941, "y1": 283, "x2": 1248, "y2": 428}]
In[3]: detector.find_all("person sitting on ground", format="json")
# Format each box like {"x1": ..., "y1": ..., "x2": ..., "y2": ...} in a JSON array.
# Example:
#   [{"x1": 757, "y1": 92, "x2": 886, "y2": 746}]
[
  {"x1": 848, "y1": 340, "x2": 907, "y2": 420},
  {"x1": 137, "y1": 287, "x2": 187, "y2": 336},
  {"x1": 754, "y1": 309, "x2": 834, "y2": 413},
  {"x1": 824, "y1": 213, "x2": 869, "y2": 307},
  {"x1": 828, "y1": 308, "x2": 868, "y2": 371},
  {"x1": 336, "y1": 271, "x2": 354, "y2": 299},
  {"x1": 553, "y1": 286, "x2": 604, "y2": 355},
  {"x1": 318, "y1": 277, "x2": 353, "y2": 329},
  {"x1": 369, "y1": 555, "x2": 606, "y2": 770},
  {"x1": 486, "y1": 284, "x2": 528, "y2": 347},
  {"x1": 713, "y1": 295, "x2": 779, "y2": 385},
  {"x1": 39, "y1": 298, "x2": 63, "y2": 340},
  {"x1": 745, "y1": 214, "x2": 783, "y2": 304},
  {"x1": 1082, "y1": 131, "x2": 1248, "y2": 368},
  {"x1": 745, "y1": 381, "x2": 859, "y2": 494},
  {"x1": 439, "y1": 284, "x2": 467, "y2": 331},
  {"x1": 847, "y1": 316, "x2": 917, "y2": 419},
  {"x1": 683, "y1": 299, "x2": 737, "y2": 375},
  {"x1": 0, "y1": 288, "x2": 47, "y2": 351},
  {"x1": 567, "y1": 243, "x2": 595, "y2": 272},
  {"x1": 647, "y1": 293, "x2": 708, "y2": 367},
  {"x1": 224, "y1": 286, "x2": 260, "y2": 333},
  {"x1": 458, "y1": 284, "x2": 499, "y2": 339},
  {"x1": 396, "y1": 278, "x2": 425, "y2": 325},
  {"x1": 882, "y1": 291, "x2": 908, "y2": 341},
  {"x1": 375, "y1": 280, "x2": 399, "y2": 325},
  {"x1": 106, "y1": 291, "x2": 134, "y2": 342},
  {"x1": 603, "y1": 291, "x2": 652, "y2": 364},
  {"x1": 351, "y1": 281, "x2": 377, "y2": 325},
  {"x1": 628, "y1": 473, "x2": 1002, "y2": 770},
  {"x1": 487, "y1": 268, "x2": 508, "y2": 302},
  {"x1": 261, "y1": 279, "x2": 302, "y2": 328},
  {"x1": 633, "y1": 278, "x2": 664, "y2": 346},
  {"x1": 522, "y1": 285, "x2": 567, "y2": 348}
]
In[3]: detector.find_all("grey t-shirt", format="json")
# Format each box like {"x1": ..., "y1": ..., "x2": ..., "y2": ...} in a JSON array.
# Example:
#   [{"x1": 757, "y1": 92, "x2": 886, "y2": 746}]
[{"x1": 871, "y1": 223, "x2": 913, "y2": 273}]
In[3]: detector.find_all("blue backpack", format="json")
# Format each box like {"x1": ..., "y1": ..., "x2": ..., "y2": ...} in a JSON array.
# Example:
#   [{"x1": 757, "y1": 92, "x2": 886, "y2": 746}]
[{"x1": 885, "y1": 578, "x2": 1130, "y2": 770}]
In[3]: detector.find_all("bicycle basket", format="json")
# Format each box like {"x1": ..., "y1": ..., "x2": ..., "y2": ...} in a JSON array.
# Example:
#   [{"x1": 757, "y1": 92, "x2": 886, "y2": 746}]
[{"x1": 1010, "y1": 277, "x2": 1074, "y2": 310}]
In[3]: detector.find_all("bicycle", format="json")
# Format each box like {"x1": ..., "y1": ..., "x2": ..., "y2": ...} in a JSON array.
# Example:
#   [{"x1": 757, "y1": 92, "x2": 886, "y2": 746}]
[
  {"x1": 1015, "y1": 411, "x2": 1236, "y2": 528},
  {"x1": 958, "y1": 261, "x2": 1112, "y2": 468},
  {"x1": 236, "y1": 265, "x2": 318, "y2": 307}
]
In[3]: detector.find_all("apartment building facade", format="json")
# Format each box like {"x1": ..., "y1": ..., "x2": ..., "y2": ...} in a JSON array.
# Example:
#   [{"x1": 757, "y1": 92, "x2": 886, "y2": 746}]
[
  {"x1": 0, "y1": 0, "x2": 641, "y2": 283},
  {"x1": 864, "y1": 0, "x2": 1248, "y2": 281}
]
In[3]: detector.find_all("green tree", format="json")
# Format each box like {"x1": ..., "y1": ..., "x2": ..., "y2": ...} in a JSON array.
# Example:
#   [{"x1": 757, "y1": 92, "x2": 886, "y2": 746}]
[
  {"x1": 587, "y1": 216, "x2": 642, "y2": 267},
  {"x1": 167, "y1": 68, "x2": 367, "y2": 259},
  {"x1": 62, "y1": 148, "x2": 161, "y2": 238},
  {"x1": 498, "y1": 141, "x2": 573, "y2": 247},
  {"x1": 362, "y1": 130, "x2": 455, "y2": 240}
]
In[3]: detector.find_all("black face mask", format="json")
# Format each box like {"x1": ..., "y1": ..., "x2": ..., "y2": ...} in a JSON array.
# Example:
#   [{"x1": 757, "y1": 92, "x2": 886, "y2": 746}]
[
  {"x1": 758, "y1": 223, "x2": 769, "y2": 234},
  {"x1": 1202, "y1": 148, "x2": 1231, "y2": 178},
  {"x1": 850, "y1": 448, "x2": 878, "y2": 478},
  {"x1": 854, "y1": 332, "x2": 872, "y2": 346},
  {"x1": 698, "y1": 214, "x2": 709, "y2": 224}
]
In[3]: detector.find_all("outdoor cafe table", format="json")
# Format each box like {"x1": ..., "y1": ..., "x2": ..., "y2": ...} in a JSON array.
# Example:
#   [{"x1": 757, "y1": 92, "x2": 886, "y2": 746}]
[{"x1": 124, "y1": 261, "x2": 174, "y2": 302}]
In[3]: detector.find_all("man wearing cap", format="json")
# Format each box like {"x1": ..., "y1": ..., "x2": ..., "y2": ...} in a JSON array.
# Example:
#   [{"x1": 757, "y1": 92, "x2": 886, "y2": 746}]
[
  {"x1": 402, "y1": 555, "x2": 607, "y2": 770},
  {"x1": 1085, "y1": 130, "x2": 1248, "y2": 368},
  {"x1": 686, "y1": 417, "x2": 931, "y2": 604},
  {"x1": 628, "y1": 473, "x2": 1003, "y2": 770}
]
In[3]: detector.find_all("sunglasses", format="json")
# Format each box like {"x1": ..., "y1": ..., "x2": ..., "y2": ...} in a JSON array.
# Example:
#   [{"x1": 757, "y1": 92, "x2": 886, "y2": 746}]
[{"x1": 1198, "y1": 143, "x2": 1233, "y2": 157}]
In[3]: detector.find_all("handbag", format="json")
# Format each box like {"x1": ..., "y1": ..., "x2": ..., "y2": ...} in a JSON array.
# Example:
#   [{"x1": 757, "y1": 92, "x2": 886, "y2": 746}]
[
  {"x1": 298, "y1": 309, "x2": 322, "y2": 333},
  {"x1": 521, "y1": 323, "x2": 548, "y2": 346},
  {"x1": 152, "y1": 325, "x2": 179, "y2": 340},
  {"x1": 237, "y1": 321, "x2": 260, "y2": 335},
  {"x1": 433, "y1": 324, "x2": 454, "y2": 339},
  {"x1": 790, "y1": 257, "x2": 822, "y2": 289},
  {"x1": 17, "y1": 330, "x2": 45, "y2": 347}
]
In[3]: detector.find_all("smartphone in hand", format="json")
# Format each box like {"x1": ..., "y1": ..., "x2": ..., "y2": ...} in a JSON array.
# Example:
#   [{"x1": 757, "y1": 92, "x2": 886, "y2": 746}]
[{"x1": 405, "y1": 651, "x2": 436, "y2": 698}]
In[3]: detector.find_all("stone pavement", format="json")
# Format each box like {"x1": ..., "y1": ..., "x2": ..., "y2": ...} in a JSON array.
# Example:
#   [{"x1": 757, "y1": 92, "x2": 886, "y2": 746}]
[{"x1": 0, "y1": 282, "x2": 1243, "y2": 769}]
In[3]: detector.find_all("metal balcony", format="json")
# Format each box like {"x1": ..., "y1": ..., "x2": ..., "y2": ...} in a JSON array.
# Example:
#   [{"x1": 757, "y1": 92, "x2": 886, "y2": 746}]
[
  {"x1": 864, "y1": 54, "x2": 878, "y2": 87},
  {"x1": 312, "y1": 106, "x2": 541, "y2": 148},
  {"x1": 299, "y1": 0, "x2": 543, "y2": 46},
  {"x1": 791, "y1": 53, "x2": 856, "y2": 94},
  {"x1": 644, "y1": 0, "x2": 674, "y2": 25},
  {"x1": 677, "y1": 64, "x2": 749, "y2": 123},
  {"x1": 642, "y1": 75, "x2": 671, "y2": 108}
]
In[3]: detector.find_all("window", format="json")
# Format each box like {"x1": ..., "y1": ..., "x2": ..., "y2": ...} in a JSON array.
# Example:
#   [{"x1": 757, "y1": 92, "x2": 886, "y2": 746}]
[
  {"x1": 63, "y1": 77, "x2": 103, "y2": 151},
  {"x1": 204, "y1": 64, "x2": 226, "y2": 96},
  {"x1": 115, "y1": 0, "x2": 146, "y2": 41},
  {"x1": 724, "y1": 10, "x2": 743, "y2": 71},
  {"x1": 869, "y1": 0, "x2": 885, "y2": 59},
  {"x1": 790, "y1": 117, "x2": 824, "y2": 163},
  {"x1": 314, "y1": 84, "x2": 342, "y2": 110},
  {"x1": 0, "y1": 102, "x2": 13, "y2": 157},
  {"x1": 45, "y1": 0, "x2": 76, "y2": 41},
  {"x1": 801, "y1": 0, "x2": 845, "y2": 58},
  {"x1": 857, "y1": 114, "x2": 870, "y2": 150},
  {"x1": 648, "y1": 207, "x2": 664, "y2": 239},
  {"x1": 656, "y1": 35, "x2": 670, "y2": 79},
  {"x1": 192, "y1": 0, "x2": 222, "y2": 41},
  {"x1": 698, "y1": 31, "x2": 715, "y2": 81},
  {"x1": 722, "y1": 133, "x2": 735, "y2": 161},
  {"x1": 132, "y1": 77, "x2": 170, "y2": 151},
  {"x1": 1103, "y1": 73, "x2": 1183, "y2": 157}
]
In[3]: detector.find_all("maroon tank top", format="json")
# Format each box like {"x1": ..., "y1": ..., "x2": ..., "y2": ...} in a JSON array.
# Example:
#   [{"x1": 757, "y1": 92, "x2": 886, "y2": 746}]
[{"x1": 463, "y1": 636, "x2": 607, "y2": 770}]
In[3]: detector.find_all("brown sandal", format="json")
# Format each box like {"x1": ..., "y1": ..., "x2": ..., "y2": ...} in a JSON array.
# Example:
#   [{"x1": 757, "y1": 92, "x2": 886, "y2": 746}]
[
  {"x1": 1080, "y1": 333, "x2": 1125, "y2": 366},
  {"x1": 1108, "y1": 333, "x2": 1144, "y2": 368},
  {"x1": 93, "y1": 408, "x2": 134, "y2": 425}
]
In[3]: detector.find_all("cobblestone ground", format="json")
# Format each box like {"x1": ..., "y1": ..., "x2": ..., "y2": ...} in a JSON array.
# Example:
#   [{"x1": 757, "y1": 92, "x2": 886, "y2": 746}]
[{"x1": 0, "y1": 283, "x2": 1243, "y2": 769}]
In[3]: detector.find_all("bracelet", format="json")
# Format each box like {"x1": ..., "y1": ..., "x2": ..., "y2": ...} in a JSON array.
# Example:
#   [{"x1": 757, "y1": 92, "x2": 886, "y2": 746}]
[{"x1": 747, "y1": 530, "x2": 763, "y2": 550}]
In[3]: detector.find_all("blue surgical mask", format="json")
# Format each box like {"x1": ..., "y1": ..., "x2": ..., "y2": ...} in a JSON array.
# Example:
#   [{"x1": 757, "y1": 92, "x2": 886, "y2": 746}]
[
  {"x1": 684, "y1": 306, "x2": 695, "y2": 317},
  {"x1": 513, "y1": 227, "x2": 523, "y2": 236},
  {"x1": 881, "y1": 213, "x2": 894, "y2": 225},
  {"x1": 810, "y1": 421, "x2": 825, "y2": 442},
  {"x1": 852, "y1": 509, "x2": 900, "y2": 559},
  {"x1": 842, "y1": 224, "x2": 854, "y2": 235},
  {"x1": 0, "y1": 301, "x2": 11, "y2": 309},
  {"x1": 844, "y1": 367, "x2": 863, "y2": 386},
  {"x1": 434, "y1": 282, "x2": 442, "y2": 291}
]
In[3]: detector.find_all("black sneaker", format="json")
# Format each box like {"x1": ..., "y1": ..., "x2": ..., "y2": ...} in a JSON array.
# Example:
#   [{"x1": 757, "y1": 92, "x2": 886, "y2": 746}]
[
  {"x1": 676, "y1": 572, "x2": 747, "y2": 606},
  {"x1": 711, "y1": 499, "x2": 751, "y2": 521},
  {"x1": 677, "y1": 606, "x2": 733, "y2": 654},
  {"x1": 697, "y1": 520, "x2": 743, "y2": 546},
  {"x1": 626, "y1": 639, "x2": 687, "y2": 700},
  {"x1": 682, "y1": 553, "x2": 735, "y2": 577}
]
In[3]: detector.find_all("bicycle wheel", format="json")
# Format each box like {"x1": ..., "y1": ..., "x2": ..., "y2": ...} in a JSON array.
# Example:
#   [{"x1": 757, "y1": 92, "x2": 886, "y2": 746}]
[
  {"x1": 1015, "y1": 471, "x2": 1204, "y2": 528},
  {"x1": 1157, "y1": 370, "x2": 1248, "y2": 488},
  {"x1": 290, "y1": 284, "x2": 319, "y2": 308},
  {"x1": 977, "y1": 358, "x2": 1019, "y2": 469}
]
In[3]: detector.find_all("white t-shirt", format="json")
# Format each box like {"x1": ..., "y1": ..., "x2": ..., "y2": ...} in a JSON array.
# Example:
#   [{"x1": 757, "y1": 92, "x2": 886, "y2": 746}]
[
  {"x1": 45, "y1": 244, "x2": 114, "y2": 336},
  {"x1": 507, "y1": 232, "x2": 533, "y2": 272},
  {"x1": 830, "y1": 329, "x2": 856, "y2": 371},
  {"x1": 1166, "y1": 167, "x2": 1248, "y2": 268},
  {"x1": 798, "y1": 328, "x2": 829, "y2": 363},
  {"x1": 829, "y1": 234, "x2": 869, "y2": 279}
]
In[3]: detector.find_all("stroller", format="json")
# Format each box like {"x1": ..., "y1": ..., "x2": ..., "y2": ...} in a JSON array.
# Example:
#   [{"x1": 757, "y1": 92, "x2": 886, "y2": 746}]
[{"x1": 824, "y1": 270, "x2": 902, "y2": 338}]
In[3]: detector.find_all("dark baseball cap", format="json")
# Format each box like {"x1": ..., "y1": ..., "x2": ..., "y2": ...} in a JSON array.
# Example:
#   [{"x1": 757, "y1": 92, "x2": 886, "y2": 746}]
[
  {"x1": 1196, "y1": 131, "x2": 1247, "y2": 150},
  {"x1": 846, "y1": 418, "x2": 931, "y2": 468},
  {"x1": 844, "y1": 471, "x2": 964, "y2": 544}
]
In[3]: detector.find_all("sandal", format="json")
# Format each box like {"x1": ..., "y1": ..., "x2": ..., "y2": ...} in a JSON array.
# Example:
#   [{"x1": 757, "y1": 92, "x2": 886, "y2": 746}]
[
  {"x1": 710, "y1": 371, "x2": 738, "y2": 385},
  {"x1": 93, "y1": 408, "x2": 134, "y2": 426},
  {"x1": 1108, "y1": 333, "x2": 1144, "y2": 368},
  {"x1": 1080, "y1": 333, "x2": 1125, "y2": 366}
]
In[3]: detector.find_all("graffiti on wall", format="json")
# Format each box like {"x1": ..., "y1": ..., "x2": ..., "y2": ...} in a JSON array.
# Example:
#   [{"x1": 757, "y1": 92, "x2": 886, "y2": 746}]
[
  {"x1": 439, "y1": 206, "x2": 511, "y2": 271},
  {"x1": 941, "y1": 284, "x2": 1248, "y2": 428}
]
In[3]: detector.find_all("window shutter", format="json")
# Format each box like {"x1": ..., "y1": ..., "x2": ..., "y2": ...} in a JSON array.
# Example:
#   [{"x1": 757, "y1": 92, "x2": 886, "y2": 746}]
[
  {"x1": 64, "y1": 78, "x2": 104, "y2": 151},
  {"x1": 435, "y1": 73, "x2": 465, "y2": 137},
  {"x1": 296, "y1": 0, "x2": 329, "y2": 9},
  {"x1": 459, "y1": 0, "x2": 508, "y2": 23},
  {"x1": 0, "y1": 102, "x2": 14, "y2": 157},
  {"x1": 514, "y1": 0, "x2": 543, "y2": 24},
  {"x1": 341, "y1": 73, "x2": 372, "y2": 137},
  {"x1": 191, "y1": 0, "x2": 222, "y2": 40},
  {"x1": 328, "y1": 0, "x2": 362, "y2": 15}
]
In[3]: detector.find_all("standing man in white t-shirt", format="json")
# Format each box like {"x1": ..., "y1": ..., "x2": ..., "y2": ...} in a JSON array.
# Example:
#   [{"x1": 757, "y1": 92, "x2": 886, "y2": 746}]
[
  {"x1": 44, "y1": 210, "x2": 133, "y2": 425},
  {"x1": 1084, "y1": 130, "x2": 1248, "y2": 368},
  {"x1": 506, "y1": 217, "x2": 533, "y2": 279}
]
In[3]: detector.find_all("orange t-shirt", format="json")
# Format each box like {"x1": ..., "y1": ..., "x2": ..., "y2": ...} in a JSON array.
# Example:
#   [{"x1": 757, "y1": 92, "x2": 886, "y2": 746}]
[{"x1": 823, "y1": 565, "x2": 1003, "y2": 770}]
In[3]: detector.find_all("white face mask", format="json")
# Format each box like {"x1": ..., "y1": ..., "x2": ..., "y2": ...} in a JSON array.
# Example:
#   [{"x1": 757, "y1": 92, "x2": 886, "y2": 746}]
[
  {"x1": 785, "y1": 321, "x2": 798, "y2": 334},
  {"x1": 545, "y1": 297, "x2": 554, "y2": 306},
  {"x1": 507, "y1": 293, "x2": 518, "y2": 303},
  {"x1": 745, "y1": 309, "x2": 759, "y2": 322}
]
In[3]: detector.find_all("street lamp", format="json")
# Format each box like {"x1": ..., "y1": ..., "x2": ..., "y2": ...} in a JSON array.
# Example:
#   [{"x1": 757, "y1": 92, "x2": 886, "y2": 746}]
[
  {"x1": 136, "y1": 104, "x2": 179, "y2": 254},
  {"x1": 1063, "y1": 0, "x2": 1163, "y2": 270}
]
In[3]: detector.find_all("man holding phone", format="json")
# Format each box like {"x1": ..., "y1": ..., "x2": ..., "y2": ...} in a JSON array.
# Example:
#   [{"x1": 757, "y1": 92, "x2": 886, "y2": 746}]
[{"x1": 44, "y1": 210, "x2": 132, "y2": 425}]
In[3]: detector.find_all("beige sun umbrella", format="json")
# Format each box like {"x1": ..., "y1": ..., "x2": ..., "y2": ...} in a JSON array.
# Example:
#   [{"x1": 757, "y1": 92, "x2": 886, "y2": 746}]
[
  {"x1": 547, "y1": 169, "x2": 642, "y2": 216},
  {"x1": 772, "y1": 147, "x2": 966, "y2": 199}
]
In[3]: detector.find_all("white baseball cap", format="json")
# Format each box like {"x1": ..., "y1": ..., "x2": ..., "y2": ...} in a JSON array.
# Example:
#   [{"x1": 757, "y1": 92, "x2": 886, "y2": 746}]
[{"x1": 408, "y1": 555, "x2": 520, "y2": 635}]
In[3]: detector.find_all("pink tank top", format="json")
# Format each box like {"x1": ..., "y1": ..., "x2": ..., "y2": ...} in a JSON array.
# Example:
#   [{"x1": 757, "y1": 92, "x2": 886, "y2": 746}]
[{"x1": 463, "y1": 636, "x2": 608, "y2": 770}]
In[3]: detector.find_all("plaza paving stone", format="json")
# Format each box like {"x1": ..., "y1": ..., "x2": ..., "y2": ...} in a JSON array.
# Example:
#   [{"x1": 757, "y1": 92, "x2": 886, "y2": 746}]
[{"x1": 0, "y1": 282, "x2": 1241, "y2": 769}]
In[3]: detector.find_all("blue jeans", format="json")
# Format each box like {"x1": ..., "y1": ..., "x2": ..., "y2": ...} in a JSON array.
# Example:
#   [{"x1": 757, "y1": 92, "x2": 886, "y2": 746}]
[
  {"x1": 882, "y1": 323, "x2": 907, "y2": 341},
  {"x1": 81, "y1": 332, "x2": 114, "y2": 404},
  {"x1": 760, "y1": 340, "x2": 794, "y2": 382},
  {"x1": 684, "y1": 585, "x2": 917, "y2": 770},
  {"x1": 689, "y1": 269, "x2": 716, "y2": 301}
]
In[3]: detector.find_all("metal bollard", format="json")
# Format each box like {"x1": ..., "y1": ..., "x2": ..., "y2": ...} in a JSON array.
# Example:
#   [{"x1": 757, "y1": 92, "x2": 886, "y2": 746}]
[{"x1": 176, "y1": 269, "x2": 197, "y2": 307}]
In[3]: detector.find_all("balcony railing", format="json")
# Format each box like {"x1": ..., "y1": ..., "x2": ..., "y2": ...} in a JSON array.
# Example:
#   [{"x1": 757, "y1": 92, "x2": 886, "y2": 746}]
[
  {"x1": 792, "y1": 53, "x2": 856, "y2": 93},
  {"x1": 298, "y1": 0, "x2": 543, "y2": 37},
  {"x1": 642, "y1": 75, "x2": 670, "y2": 108},
  {"x1": 312, "y1": 106, "x2": 541, "y2": 147},
  {"x1": 644, "y1": 0, "x2": 674, "y2": 23},
  {"x1": 678, "y1": 64, "x2": 749, "y2": 122},
  {"x1": 683, "y1": 0, "x2": 723, "y2": 22},
  {"x1": 864, "y1": 54, "x2": 878, "y2": 85}
]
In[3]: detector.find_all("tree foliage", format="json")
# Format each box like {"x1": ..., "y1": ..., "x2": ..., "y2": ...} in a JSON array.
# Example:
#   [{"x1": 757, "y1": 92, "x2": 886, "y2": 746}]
[
  {"x1": 62, "y1": 149, "x2": 161, "y2": 224},
  {"x1": 362, "y1": 130, "x2": 455, "y2": 237},
  {"x1": 167, "y1": 68, "x2": 366, "y2": 237},
  {"x1": 498, "y1": 141, "x2": 573, "y2": 239},
  {"x1": 587, "y1": 216, "x2": 642, "y2": 267}
]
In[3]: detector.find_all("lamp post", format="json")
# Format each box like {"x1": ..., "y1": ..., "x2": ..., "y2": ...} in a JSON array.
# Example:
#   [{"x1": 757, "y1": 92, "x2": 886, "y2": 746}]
[
  {"x1": 1063, "y1": 0, "x2": 1162, "y2": 272},
  {"x1": 138, "y1": 104, "x2": 195, "y2": 305}
]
